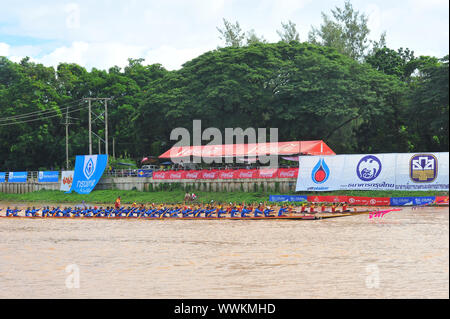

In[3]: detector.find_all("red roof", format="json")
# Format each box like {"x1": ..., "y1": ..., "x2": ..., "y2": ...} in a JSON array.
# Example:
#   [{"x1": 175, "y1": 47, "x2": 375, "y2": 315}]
[{"x1": 159, "y1": 140, "x2": 335, "y2": 158}]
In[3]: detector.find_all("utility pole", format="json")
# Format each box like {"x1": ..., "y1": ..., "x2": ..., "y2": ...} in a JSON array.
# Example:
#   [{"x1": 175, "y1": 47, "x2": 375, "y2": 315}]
[
  {"x1": 61, "y1": 106, "x2": 76, "y2": 170},
  {"x1": 88, "y1": 98, "x2": 92, "y2": 155},
  {"x1": 113, "y1": 137, "x2": 115, "y2": 159},
  {"x1": 84, "y1": 97, "x2": 112, "y2": 156},
  {"x1": 66, "y1": 107, "x2": 69, "y2": 169},
  {"x1": 105, "y1": 99, "x2": 108, "y2": 156}
]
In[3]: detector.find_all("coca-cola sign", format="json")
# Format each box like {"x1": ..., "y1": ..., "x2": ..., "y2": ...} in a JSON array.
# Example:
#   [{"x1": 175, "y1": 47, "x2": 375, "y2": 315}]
[
  {"x1": 185, "y1": 171, "x2": 201, "y2": 179},
  {"x1": 218, "y1": 171, "x2": 235, "y2": 179},
  {"x1": 201, "y1": 171, "x2": 218, "y2": 179},
  {"x1": 278, "y1": 168, "x2": 298, "y2": 178}
]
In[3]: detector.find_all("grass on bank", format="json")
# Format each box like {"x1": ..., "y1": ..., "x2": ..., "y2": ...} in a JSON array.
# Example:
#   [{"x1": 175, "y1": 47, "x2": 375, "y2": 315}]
[{"x1": 0, "y1": 189, "x2": 447, "y2": 206}]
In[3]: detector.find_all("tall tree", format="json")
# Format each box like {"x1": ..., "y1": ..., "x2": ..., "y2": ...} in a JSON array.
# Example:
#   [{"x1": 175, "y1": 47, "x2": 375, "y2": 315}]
[
  {"x1": 308, "y1": 0, "x2": 370, "y2": 61},
  {"x1": 277, "y1": 20, "x2": 300, "y2": 42},
  {"x1": 246, "y1": 29, "x2": 266, "y2": 45},
  {"x1": 217, "y1": 19, "x2": 246, "y2": 47}
]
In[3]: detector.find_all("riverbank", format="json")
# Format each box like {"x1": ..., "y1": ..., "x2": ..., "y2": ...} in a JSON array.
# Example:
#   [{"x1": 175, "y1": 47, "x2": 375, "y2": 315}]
[{"x1": 0, "y1": 189, "x2": 447, "y2": 205}]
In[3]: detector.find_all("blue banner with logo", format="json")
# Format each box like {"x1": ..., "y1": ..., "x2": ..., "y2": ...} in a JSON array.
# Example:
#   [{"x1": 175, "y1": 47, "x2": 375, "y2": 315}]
[
  {"x1": 296, "y1": 153, "x2": 449, "y2": 191},
  {"x1": 390, "y1": 196, "x2": 436, "y2": 206},
  {"x1": 137, "y1": 169, "x2": 153, "y2": 177},
  {"x1": 69, "y1": 155, "x2": 108, "y2": 194},
  {"x1": 269, "y1": 195, "x2": 308, "y2": 202},
  {"x1": 8, "y1": 171, "x2": 27, "y2": 183},
  {"x1": 0, "y1": 172, "x2": 5, "y2": 183},
  {"x1": 38, "y1": 171, "x2": 59, "y2": 183}
]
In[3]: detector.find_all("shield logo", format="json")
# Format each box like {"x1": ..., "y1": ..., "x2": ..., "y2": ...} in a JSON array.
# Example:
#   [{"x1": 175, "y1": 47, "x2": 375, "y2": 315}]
[
  {"x1": 83, "y1": 156, "x2": 97, "y2": 180},
  {"x1": 410, "y1": 154, "x2": 437, "y2": 183}
]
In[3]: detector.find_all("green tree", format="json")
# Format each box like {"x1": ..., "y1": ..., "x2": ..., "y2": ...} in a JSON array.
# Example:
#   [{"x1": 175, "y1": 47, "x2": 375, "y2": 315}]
[
  {"x1": 308, "y1": 0, "x2": 370, "y2": 61},
  {"x1": 217, "y1": 19, "x2": 246, "y2": 47},
  {"x1": 277, "y1": 20, "x2": 300, "y2": 43}
]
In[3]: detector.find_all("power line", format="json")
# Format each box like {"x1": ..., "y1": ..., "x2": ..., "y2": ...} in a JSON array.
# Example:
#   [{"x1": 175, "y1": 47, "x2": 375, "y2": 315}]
[
  {"x1": 0, "y1": 99, "x2": 84, "y2": 122},
  {"x1": 0, "y1": 104, "x2": 88, "y2": 126}
]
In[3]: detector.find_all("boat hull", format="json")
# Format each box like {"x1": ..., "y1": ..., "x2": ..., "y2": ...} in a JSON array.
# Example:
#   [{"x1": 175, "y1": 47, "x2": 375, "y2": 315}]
[{"x1": 0, "y1": 212, "x2": 370, "y2": 221}]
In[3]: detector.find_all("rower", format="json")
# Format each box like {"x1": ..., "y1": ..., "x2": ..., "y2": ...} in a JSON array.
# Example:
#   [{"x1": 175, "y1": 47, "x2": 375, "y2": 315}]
[
  {"x1": 217, "y1": 208, "x2": 227, "y2": 218},
  {"x1": 170, "y1": 208, "x2": 181, "y2": 218},
  {"x1": 278, "y1": 207, "x2": 288, "y2": 217},
  {"x1": 320, "y1": 203, "x2": 327, "y2": 213},
  {"x1": 230, "y1": 208, "x2": 239, "y2": 218},
  {"x1": 62, "y1": 207, "x2": 72, "y2": 217},
  {"x1": 205, "y1": 208, "x2": 216, "y2": 218},
  {"x1": 6, "y1": 207, "x2": 20, "y2": 217},
  {"x1": 331, "y1": 203, "x2": 336, "y2": 213},
  {"x1": 342, "y1": 204, "x2": 349, "y2": 212},
  {"x1": 241, "y1": 207, "x2": 251, "y2": 218},
  {"x1": 254, "y1": 207, "x2": 263, "y2": 217},
  {"x1": 300, "y1": 203, "x2": 307, "y2": 214},
  {"x1": 53, "y1": 207, "x2": 63, "y2": 217},
  {"x1": 309, "y1": 204, "x2": 316, "y2": 214},
  {"x1": 264, "y1": 208, "x2": 274, "y2": 217},
  {"x1": 25, "y1": 207, "x2": 33, "y2": 217},
  {"x1": 182, "y1": 208, "x2": 192, "y2": 217}
]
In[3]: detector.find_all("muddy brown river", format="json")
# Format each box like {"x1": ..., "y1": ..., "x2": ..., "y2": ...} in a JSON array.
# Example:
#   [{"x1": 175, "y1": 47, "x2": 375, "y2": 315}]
[{"x1": 0, "y1": 204, "x2": 448, "y2": 298}]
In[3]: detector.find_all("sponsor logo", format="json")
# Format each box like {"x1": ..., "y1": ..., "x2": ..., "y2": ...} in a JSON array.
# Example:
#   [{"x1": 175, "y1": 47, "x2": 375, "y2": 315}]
[
  {"x1": 356, "y1": 155, "x2": 382, "y2": 182},
  {"x1": 63, "y1": 176, "x2": 73, "y2": 185},
  {"x1": 220, "y1": 172, "x2": 235, "y2": 178},
  {"x1": 279, "y1": 170, "x2": 296, "y2": 177},
  {"x1": 83, "y1": 156, "x2": 97, "y2": 180},
  {"x1": 410, "y1": 154, "x2": 437, "y2": 183},
  {"x1": 239, "y1": 171, "x2": 255, "y2": 178},
  {"x1": 186, "y1": 172, "x2": 200, "y2": 178},
  {"x1": 311, "y1": 158, "x2": 330, "y2": 184},
  {"x1": 203, "y1": 172, "x2": 217, "y2": 179}
]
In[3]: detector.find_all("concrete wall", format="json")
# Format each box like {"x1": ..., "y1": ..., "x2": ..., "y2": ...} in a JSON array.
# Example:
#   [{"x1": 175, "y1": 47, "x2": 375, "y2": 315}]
[{"x1": 0, "y1": 177, "x2": 297, "y2": 193}]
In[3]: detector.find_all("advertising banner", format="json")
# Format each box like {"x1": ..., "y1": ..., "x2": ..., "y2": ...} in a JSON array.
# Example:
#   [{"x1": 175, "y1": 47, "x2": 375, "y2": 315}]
[
  {"x1": 38, "y1": 171, "x2": 59, "y2": 183},
  {"x1": 217, "y1": 170, "x2": 236, "y2": 179},
  {"x1": 296, "y1": 156, "x2": 344, "y2": 191},
  {"x1": 296, "y1": 153, "x2": 449, "y2": 191},
  {"x1": 235, "y1": 169, "x2": 259, "y2": 179},
  {"x1": 395, "y1": 152, "x2": 449, "y2": 191},
  {"x1": 259, "y1": 168, "x2": 279, "y2": 178},
  {"x1": 306, "y1": 195, "x2": 390, "y2": 205},
  {"x1": 184, "y1": 170, "x2": 202, "y2": 179},
  {"x1": 69, "y1": 155, "x2": 108, "y2": 194},
  {"x1": 435, "y1": 196, "x2": 449, "y2": 205},
  {"x1": 277, "y1": 168, "x2": 298, "y2": 178},
  {"x1": 137, "y1": 169, "x2": 152, "y2": 177},
  {"x1": 167, "y1": 170, "x2": 186, "y2": 179},
  {"x1": 390, "y1": 196, "x2": 436, "y2": 206},
  {"x1": 346, "y1": 196, "x2": 390, "y2": 206},
  {"x1": 8, "y1": 171, "x2": 27, "y2": 183},
  {"x1": 60, "y1": 171, "x2": 74, "y2": 191},
  {"x1": 0, "y1": 172, "x2": 5, "y2": 183},
  {"x1": 269, "y1": 195, "x2": 307, "y2": 202},
  {"x1": 200, "y1": 170, "x2": 219, "y2": 179},
  {"x1": 307, "y1": 195, "x2": 349, "y2": 203},
  {"x1": 152, "y1": 171, "x2": 168, "y2": 179},
  {"x1": 152, "y1": 168, "x2": 299, "y2": 180}
]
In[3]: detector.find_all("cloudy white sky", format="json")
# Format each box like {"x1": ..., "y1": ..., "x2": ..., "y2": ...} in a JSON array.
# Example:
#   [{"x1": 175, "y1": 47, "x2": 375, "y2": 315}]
[{"x1": 0, "y1": 0, "x2": 448, "y2": 71}]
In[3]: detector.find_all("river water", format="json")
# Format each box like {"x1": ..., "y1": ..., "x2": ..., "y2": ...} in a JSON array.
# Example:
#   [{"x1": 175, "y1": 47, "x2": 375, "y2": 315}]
[{"x1": 0, "y1": 205, "x2": 448, "y2": 298}]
